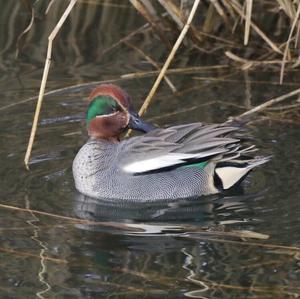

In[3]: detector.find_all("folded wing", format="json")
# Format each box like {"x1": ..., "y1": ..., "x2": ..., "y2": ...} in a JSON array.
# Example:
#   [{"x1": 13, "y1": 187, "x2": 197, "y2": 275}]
[{"x1": 119, "y1": 123, "x2": 240, "y2": 174}]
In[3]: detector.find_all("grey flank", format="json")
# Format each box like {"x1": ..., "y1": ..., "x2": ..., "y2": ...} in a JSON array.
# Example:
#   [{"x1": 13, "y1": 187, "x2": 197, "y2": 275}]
[{"x1": 73, "y1": 123, "x2": 269, "y2": 202}]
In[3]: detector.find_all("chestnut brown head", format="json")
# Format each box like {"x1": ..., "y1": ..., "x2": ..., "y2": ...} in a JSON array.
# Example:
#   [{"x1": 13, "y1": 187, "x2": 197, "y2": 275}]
[{"x1": 86, "y1": 84, "x2": 155, "y2": 140}]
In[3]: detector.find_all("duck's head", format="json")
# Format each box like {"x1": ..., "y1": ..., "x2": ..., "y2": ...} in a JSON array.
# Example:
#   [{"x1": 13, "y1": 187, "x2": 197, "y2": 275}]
[{"x1": 86, "y1": 84, "x2": 154, "y2": 140}]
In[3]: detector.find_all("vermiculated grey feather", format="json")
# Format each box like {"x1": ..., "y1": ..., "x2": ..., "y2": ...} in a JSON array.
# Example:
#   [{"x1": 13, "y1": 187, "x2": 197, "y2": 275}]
[{"x1": 73, "y1": 122, "x2": 269, "y2": 202}]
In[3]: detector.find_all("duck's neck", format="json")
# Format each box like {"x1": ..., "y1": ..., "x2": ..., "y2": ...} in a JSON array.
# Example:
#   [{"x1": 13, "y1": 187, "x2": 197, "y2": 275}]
[
  {"x1": 89, "y1": 135, "x2": 120, "y2": 143},
  {"x1": 87, "y1": 113, "x2": 127, "y2": 142}
]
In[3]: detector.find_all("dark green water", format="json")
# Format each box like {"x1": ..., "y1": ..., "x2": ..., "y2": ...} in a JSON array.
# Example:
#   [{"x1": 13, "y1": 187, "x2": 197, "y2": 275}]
[{"x1": 0, "y1": 1, "x2": 300, "y2": 298}]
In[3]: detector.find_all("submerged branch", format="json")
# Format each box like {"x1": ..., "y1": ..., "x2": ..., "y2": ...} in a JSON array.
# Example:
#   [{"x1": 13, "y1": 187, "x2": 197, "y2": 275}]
[
  {"x1": 233, "y1": 87, "x2": 300, "y2": 120},
  {"x1": 125, "y1": 41, "x2": 177, "y2": 92},
  {"x1": 1, "y1": 202, "x2": 299, "y2": 254},
  {"x1": 0, "y1": 65, "x2": 228, "y2": 112},
  {"x1": 0, "y1": 246, "x2": 67, "y2": 264}
]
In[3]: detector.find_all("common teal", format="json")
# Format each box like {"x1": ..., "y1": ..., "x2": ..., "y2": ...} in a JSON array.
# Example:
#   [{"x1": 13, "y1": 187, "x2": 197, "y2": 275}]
[{"x1": 73, "y1": 84, "x2": 269, "y2": 202}]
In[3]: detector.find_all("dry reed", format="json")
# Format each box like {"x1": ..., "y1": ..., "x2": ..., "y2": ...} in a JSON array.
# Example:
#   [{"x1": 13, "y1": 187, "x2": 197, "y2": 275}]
[
  {"x1": 24, "y1": 0, "x2": 78, "y2": 169},
  {"x1": 21, "y1": 0, "x2": 300, "y2": 166}
]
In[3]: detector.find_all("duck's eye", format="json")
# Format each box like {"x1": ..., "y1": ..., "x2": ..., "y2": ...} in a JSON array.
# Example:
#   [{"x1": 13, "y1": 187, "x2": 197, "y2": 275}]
[{"x1": 111, "y1": 102, "x2": 123, "y2": 113}]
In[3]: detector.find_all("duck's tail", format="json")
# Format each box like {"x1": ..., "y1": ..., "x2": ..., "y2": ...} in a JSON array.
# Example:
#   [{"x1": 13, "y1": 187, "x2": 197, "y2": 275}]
[{"x1": 213, "y1": 145, "x2": 271, "y2": 190}]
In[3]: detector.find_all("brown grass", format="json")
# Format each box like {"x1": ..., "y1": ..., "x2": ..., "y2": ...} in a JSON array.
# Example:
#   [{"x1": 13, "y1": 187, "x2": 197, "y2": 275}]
[{"x1": 20, "y1": 0, "x2": 300, "y2": 166}]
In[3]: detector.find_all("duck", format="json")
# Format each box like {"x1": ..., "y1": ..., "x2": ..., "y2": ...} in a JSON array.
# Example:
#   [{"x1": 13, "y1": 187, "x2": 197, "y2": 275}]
[{"x1": 73, "y1": 84, "x2": 269, "y2": 202}]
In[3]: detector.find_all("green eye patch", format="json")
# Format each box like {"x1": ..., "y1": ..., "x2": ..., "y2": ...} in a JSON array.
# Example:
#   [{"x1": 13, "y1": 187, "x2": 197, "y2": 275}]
[{"x1": 86, "y1": 96, "x2": 118, "y2": 125}]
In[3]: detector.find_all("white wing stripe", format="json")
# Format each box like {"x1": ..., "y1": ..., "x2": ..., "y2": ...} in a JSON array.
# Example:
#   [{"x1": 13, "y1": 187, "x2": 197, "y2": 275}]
[
  {"x1": 123, "y1": 149, "x2": 225, "y2": 174},
  {"x1": 123, "y1": 154, "x2": 193, "y2": 173}
]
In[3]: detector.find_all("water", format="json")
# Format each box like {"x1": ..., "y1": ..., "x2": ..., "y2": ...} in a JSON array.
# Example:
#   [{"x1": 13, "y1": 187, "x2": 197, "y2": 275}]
[{"x1": 0, "y1": 1, "x2": 300, "y2": 298}]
